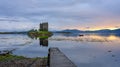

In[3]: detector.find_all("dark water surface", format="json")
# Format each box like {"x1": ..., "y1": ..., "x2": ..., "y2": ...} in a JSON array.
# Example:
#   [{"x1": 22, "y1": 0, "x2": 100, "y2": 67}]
[{"x1": 0, "y1": 33, "x2": 120, "y2": 67}]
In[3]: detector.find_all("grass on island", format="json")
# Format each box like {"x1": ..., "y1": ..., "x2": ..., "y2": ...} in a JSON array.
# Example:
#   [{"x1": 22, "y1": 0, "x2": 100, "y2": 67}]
[
  {"x1": 29, "y1": 31, "x2": 52, "y2": 34},
  {"x1": 37, "y1": 31, "x2": 51, "y2": 34},
  {"x1": 38, "y1": 36, "x2": 49, "y2": 39},
  {"x1": 28, "y1": 30, "x2": 53, "y2": 39}
]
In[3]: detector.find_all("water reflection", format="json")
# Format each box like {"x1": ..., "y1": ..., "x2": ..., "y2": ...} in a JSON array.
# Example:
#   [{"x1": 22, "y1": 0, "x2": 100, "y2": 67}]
[
  {"x1": 28, "y1": 33, "x2": 49, "y2": 47},
  {"x1": 39, "y1": 38, "x2": 48, "y2": 47},
  {"x1": 48, "y1": 33, "x2": 120, "y2": 67},
  {"x1": 50, "y1": 33, "x2": 120, "y2": 42},
  {"x1": 0, "y1": 34, "x2": 32, "y2": 51},
  {"x1": 54, "y1": 33, "x2": 120, "y2": 37},
  {"x1": 0, "y1": 33, "x2": 120, "y2": 67}
]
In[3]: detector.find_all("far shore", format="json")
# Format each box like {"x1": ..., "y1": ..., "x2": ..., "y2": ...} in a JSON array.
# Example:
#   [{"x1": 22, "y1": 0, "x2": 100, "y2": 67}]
[{"x1": 0, "y1": 32, "x2": 27, "y2": 34}]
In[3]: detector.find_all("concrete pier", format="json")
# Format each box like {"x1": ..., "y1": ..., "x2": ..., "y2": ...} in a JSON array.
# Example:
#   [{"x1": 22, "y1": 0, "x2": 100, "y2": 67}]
[{"x1": 48, "y1": 47, "x2": 77, "y2": 67}]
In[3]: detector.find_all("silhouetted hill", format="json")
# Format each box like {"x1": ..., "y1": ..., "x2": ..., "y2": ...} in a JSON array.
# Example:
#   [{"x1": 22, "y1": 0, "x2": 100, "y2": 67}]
[
  {"x1": 55, "y1": 29, "x2": 120, "y2": 33},
  {"x1": 62, "y1": 29, "x2": 81, "y2": 33},
  {"x1": 92, "y1": 29, "x2": 120, "y2": 33},
  {"x1": 0, "y1": 31, "x2": 28, "y2": 34}
]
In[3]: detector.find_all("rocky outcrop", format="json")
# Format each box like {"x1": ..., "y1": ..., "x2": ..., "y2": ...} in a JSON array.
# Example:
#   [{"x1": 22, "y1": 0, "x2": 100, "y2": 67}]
[{"x1": 0, "y1": 58, "x2": 47, "y2": 67}]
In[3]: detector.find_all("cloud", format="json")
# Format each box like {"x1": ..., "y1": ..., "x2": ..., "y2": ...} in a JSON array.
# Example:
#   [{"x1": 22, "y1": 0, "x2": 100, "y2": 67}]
[
  {"x1": 0, "y1": 0, "x2": 120, "y2": 31},
  {"x1": 0, "y1": 21, "x2": 37, "y2": 32}
]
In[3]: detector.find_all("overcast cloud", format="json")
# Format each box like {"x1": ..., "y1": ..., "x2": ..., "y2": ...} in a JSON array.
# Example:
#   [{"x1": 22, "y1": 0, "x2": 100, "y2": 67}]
[{"x1": 0, "y1": 0, "x2": 120, "y2": 31}]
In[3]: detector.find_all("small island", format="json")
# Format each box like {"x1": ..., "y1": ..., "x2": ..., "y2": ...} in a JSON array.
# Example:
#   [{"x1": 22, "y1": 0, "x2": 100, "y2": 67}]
[{"x1": 28, "y1": 22, "x2": 53, "y2": 39}]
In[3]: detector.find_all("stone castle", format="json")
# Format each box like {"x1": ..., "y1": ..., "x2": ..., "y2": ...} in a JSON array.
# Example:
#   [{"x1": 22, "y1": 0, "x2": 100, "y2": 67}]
[{"x1": 39, "y1": 22, "x2": 48, "y2": 31}]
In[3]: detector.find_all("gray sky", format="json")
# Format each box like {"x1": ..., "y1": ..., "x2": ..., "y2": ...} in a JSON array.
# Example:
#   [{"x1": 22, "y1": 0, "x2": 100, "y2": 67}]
[{"x1": 0, "y1": 0, "x2": 120, "y2": 31}]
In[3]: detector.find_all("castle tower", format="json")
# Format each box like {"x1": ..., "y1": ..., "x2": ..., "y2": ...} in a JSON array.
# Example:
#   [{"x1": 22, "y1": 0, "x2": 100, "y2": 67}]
[{"x1": 40, "y1": 22, "x2": 48, "y2": 31}]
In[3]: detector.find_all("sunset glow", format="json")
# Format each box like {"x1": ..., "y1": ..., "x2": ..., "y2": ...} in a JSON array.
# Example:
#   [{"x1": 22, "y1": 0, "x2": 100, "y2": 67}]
[{"x1": 77, "y1": 27, "x2": 119, "y2": 31}]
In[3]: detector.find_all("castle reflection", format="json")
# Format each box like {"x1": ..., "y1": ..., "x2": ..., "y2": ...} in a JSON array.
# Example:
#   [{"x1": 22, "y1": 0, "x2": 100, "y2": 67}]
[
  {"x1": 39, "y1": 38, "x2": 48, "y2": 47},
  {"x1": 27, "y1": 35, "x2": 49, "y2": 47}
]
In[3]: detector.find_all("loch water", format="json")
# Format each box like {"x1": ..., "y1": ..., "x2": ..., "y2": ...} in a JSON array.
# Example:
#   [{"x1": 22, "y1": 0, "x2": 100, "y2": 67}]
[{"x1": 0, "y1": 33, "x2": 120, "y2": 67}]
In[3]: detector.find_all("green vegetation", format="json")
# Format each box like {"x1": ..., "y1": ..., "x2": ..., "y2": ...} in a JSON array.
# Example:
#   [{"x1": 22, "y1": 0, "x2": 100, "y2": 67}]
[
  {"x1": 28, "y1": 29, "x2": 53, "y2": 39},
  {"x1": 0, "y1": 54, "x2": 25, "y2": 61},
  {"x1": 38, "y1": 36, "x2": 49, "y2": 39},
  {"x1": 38, "y1": 31, "x2": 51, "y2": 34}
]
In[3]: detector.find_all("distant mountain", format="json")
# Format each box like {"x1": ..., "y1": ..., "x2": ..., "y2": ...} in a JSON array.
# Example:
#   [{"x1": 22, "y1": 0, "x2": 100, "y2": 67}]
[
  {"x1": 53, "y1": 29, "x2": 81, "y2": 33},
  {"x1": 112, "y1": 29, "x2": 120, "y2": 33},
  {"x1": 92, "y1": 29, "x2": 120, "y2": 33},
  {"x1": 61, "y1": 29, "x2": 81, "y2": 33},
  {"x1": 0, "y1": 31, "x2": 28, "y2": 34},
  {"x1": 55, "y1": 29, "x2": 120, "y2": 33}
]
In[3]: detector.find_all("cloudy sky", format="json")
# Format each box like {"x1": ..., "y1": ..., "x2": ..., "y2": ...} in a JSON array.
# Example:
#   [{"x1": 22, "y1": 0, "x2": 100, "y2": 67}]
[{"x1": 0, "y1": 0, "x2": 120, "y2": 31}]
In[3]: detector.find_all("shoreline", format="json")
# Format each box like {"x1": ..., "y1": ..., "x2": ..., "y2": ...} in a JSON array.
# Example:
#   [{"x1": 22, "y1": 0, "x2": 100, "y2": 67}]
[{"x1": 0, "y1": 54, "x2": 47, "y2": 67}]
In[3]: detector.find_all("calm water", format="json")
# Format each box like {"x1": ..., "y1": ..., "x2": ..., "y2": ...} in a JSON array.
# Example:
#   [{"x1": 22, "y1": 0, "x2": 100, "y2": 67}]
[{"x1": 0, "y1": 33, "x2": 120, "y2": 67}]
